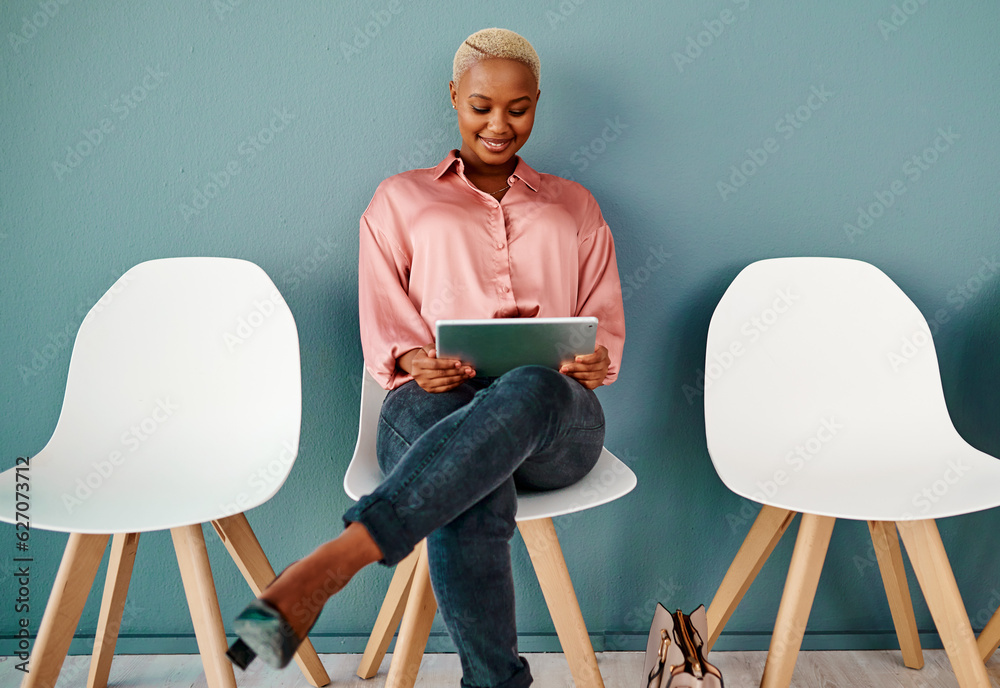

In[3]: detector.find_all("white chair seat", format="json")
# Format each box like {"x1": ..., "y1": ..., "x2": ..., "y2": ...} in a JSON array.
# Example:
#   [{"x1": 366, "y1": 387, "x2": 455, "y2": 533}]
[
  {"x1": 715, "y1": 430, "x2": 1000, "y2": 522},
  {"x1": 343, "y1": 367, "x2": 637, "y2": 520}
]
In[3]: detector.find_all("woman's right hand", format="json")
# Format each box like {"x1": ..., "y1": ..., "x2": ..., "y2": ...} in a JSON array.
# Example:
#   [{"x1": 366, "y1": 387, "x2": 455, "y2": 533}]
[{"x1": 398, "y1": 345, "x2": 475, "y2": 393}]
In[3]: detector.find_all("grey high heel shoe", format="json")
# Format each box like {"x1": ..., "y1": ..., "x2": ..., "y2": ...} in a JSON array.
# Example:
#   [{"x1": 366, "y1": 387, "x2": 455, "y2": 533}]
[{"x1": 226, "y1": 562, "x2": 315, "y2": 670}]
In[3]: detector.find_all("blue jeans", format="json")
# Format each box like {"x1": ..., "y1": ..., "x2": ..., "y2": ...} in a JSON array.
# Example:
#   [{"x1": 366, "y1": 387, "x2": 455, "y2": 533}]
[{"x1": 343, "y1": 365, "x2": 605, "y2": 688}]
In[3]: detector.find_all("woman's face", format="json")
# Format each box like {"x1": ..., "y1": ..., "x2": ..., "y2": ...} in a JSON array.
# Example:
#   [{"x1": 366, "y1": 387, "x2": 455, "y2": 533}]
[{"x1": 450, "y1": 58, "x2": 539, "y2": 172}]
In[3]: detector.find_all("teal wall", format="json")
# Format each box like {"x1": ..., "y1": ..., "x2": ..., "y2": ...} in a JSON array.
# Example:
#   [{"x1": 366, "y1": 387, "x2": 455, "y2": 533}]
[{"x1": 2, "y1": 0, "x2": 1000, "y2": 659}]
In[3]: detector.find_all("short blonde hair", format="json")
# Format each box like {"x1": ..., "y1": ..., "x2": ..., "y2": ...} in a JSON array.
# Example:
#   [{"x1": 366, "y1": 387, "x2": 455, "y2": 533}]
[{"x1": 453, "y1": 28, "x2": 540, "y2": 87}]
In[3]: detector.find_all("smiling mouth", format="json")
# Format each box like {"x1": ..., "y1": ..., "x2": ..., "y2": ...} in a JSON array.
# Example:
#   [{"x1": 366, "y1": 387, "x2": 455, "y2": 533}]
[{"x1": 479, "y1": 136, "x2": 512, "y2": 152}]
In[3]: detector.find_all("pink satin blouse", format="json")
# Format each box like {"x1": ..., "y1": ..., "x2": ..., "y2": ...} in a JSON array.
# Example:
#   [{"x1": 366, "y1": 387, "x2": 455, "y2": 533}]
[{"x1": 359, "y1": 151, "x2": 625, "y2": 390}]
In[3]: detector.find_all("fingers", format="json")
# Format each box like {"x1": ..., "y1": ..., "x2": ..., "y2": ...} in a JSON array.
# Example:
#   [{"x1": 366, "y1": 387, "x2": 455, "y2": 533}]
[
  {"x1": 559, "y1": 346, "x2": 607, "y2": 372},
  {"x1": 571, "y1": 345, "x2": 608, "y2": 364},
  {"x1": 418, "y1": 379, "x2": 462, "y2": 393},
  {"x1": 419, "y1": 356, "x2": 467, "y2": 371},
  {"x1": 559, "y1": 363, "x2": 607, "y2": 389},
  {"x1": 560, "y1": 345, "x2": 608, "y2": 389},
  {"x1": 412, "y1": 348, "x2": 476, "y2": 393},
  {"x1": 414, "y1": 348, "x2": 473, "y2": 373},
  {"x1": 421, "y1": 378, "x2": 468, "y2": 393},
  {"x1": 562, "y1": 367, "x2": 606, "y2": 385},
  {"x1": 416, "y1": 371, "x2": 475, "y2": 393}
]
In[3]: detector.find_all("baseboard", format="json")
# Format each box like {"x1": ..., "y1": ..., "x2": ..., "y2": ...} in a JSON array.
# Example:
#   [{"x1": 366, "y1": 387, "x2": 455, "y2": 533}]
[{"x1": 0, "y1": 630, "x2": 954, "y2": 656}]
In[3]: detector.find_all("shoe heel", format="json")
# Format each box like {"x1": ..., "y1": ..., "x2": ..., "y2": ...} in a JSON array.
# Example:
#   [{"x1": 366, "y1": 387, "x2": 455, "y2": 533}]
[
  {"x1": 231, "y1": 598, "x2": 301, "y2": 669},
  {"x1": 226, "y1": 638, "x2": 257, "y2": 670}
]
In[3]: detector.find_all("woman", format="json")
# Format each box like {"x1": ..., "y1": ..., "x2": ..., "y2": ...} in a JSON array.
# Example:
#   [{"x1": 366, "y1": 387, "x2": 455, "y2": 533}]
[{"x1": 229, "y1": 28, "x2": 625, "y2": 688}]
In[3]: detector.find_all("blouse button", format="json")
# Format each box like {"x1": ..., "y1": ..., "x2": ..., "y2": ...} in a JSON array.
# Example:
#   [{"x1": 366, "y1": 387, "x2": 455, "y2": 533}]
[{"x1": 497, "y1": 242, "x2": 505, "y2": 250}]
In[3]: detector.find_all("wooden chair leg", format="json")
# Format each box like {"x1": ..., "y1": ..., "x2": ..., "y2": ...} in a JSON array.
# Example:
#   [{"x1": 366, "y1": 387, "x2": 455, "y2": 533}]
[
  {"x1": 211, "y1": 514, "x2": 331, "y2": 687},
  {"x1": 707, "y1": 505, "x2": 796, "y2": 651},
  {"x1": 519, "y1": 517, "x2": 605, "y2": 688},
  {"x1": 978, "y1": 605, "x2": 1000, "y2": 662},
  {"x1": 356, "y1": 545, "x2": 422, "y2": 679},
  {"x1": 760, "y1": 513, "x2": 836, "y2": 688},
  {"x1": 386, "y1": 540, "x2": 437, "y2": 688},
  {"x1": 896, "y1": 519, "x2": 991, "y2": 688},
  {"x1": 21, "y1": 533, "x2": 109, "y2": 688},
  {"x1": 170, "y1": 524, "x2": 236, "y2": 688},
  {"x1": 87, "y1": 532, "x2": 140, "y2": 688},
  {"x1": 868, "y1": 520, "x2": 923, "y2": 669}
]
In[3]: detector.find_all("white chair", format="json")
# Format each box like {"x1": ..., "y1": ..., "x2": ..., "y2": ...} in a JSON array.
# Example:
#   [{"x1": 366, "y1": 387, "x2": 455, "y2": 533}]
[
  {"x1": 343, "y1": 368, "x2": 637, "y2": 688},
  {"x1": 702, "y1": 257, "x2": 1000, "y2": 688},
  {"x1": 0, "y1": 258, "x2": 329, "y2": 688}
]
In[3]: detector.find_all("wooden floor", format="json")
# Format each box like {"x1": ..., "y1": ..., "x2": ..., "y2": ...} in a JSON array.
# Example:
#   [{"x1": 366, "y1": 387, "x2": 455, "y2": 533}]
[{"x1": 1, "y1": 651, "x2": 999, "y2": 687}]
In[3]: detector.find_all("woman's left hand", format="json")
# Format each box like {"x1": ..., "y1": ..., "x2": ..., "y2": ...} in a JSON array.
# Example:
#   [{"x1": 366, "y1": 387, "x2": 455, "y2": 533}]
[{"x1": 559, "y1": 345, "x2": 609, "y2": 390}]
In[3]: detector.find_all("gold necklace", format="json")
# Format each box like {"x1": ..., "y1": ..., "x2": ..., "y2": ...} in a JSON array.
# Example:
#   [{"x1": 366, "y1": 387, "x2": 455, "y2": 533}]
[{"x1": 488, "y1": 184, "x2": 509, "y2": 197}]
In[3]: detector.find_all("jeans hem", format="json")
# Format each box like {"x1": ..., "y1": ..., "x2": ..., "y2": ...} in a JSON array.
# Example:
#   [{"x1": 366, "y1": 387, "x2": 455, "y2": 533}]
[
  {"x1": 461, "y1": 655, "x2": 533, "y2": 688},
  {"x1": 342, "y1": 494, "x2": 415, "y2": 567}
]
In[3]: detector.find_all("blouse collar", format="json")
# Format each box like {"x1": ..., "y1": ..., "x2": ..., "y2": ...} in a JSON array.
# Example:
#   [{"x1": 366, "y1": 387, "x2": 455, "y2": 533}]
[{"x1": 431, "y1": 150, "x2": 541, "y2": 192}]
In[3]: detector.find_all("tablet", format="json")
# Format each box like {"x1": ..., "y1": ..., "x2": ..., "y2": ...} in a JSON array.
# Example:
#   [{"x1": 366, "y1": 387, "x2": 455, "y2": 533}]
[{"x1": 435, "y1": 317, "x2": 598, "y2": 377}]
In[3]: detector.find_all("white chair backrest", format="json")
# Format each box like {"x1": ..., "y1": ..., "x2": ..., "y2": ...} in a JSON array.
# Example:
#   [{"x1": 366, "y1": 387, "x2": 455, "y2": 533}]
[
  {"x1": 704, "y1": 257, "x2": 1000, "y2": 519},
  {"x1": 15, "y1": 258, "x2": 301, "y2": 533},
  {"x1": 344, "y1": 368, "x2": 389, "y2": 501}
]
